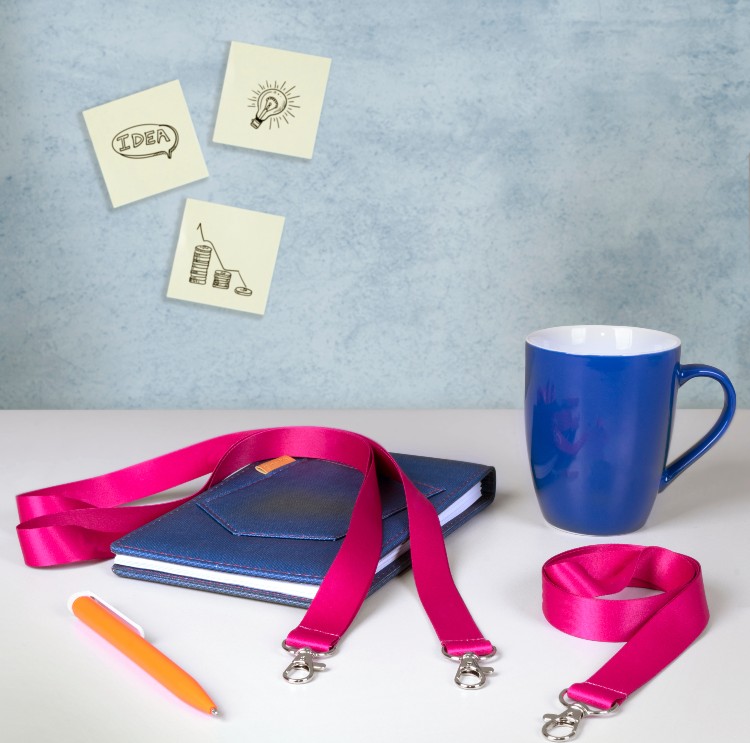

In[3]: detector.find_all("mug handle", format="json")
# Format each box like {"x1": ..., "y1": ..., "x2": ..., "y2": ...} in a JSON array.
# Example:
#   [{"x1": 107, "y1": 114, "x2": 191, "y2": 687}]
[{"x1": 659, "y1": 364, "x2": 736, "y2": 491}]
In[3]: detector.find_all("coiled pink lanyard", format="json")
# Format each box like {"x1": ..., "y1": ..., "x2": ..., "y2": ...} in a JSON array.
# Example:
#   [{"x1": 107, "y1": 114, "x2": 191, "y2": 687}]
[
  {"x1": 540, "y1": 544, "x2": 709, "y2": 740},
  {"x1": 15, "y1": 426, "x2": 495, "y2": 687}
]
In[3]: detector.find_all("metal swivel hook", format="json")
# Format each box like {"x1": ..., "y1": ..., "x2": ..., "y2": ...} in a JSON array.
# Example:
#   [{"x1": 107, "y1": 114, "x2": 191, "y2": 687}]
[
  {"x1": 542, "y1": 701, "x2": 587, "y2": 741},
  {"x1": 441, "y1": 646, "x2": 497, "y2": 690},
  {"x1": 453, "y1": 652, "x2": 495, "y2": 689},
  {"x1": 542, "y1": 689, "x2": 619, "y2": 740},
  {"x1": 282, "y1": 647, "x2": 327, "y2": 684}
]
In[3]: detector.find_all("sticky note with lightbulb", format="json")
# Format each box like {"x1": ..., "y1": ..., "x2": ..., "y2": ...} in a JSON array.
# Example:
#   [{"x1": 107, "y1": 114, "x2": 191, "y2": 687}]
[
  {"x1": 167, "y1": 198, "x2": 284, "y2": 315},
  {"x1": 213, "y1": 41, "x2": 331, "y2": 159}
]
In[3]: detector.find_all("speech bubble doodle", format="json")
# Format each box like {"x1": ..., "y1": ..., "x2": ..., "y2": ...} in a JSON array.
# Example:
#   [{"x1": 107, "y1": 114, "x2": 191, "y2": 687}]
[{"x1": 111, "y1": 123, "x2": 179, "y2": 159}]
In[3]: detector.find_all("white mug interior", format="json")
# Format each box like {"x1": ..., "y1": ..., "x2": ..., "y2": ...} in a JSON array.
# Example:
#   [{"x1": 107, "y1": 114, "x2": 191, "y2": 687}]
[{"x1": 526, "y1": 325, "x2": 681, "y2": 356}]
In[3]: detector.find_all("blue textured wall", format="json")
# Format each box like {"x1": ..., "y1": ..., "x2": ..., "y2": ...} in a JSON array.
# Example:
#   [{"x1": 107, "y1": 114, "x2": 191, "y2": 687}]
[{"x1": 1, "y1": 1, "x2": 748, "y2": 408}]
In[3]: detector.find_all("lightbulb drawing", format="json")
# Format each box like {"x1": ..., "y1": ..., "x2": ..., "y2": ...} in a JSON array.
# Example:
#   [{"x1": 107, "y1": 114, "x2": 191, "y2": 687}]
[{"x1": 249, "y1": 81, "x2": 300, "y2": 130}]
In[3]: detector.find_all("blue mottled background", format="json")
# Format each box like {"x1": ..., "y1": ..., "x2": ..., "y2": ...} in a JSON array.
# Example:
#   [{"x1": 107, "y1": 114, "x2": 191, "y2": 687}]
[{"x1": 1, "y1": 0, "x2": 748, "y2": 408}]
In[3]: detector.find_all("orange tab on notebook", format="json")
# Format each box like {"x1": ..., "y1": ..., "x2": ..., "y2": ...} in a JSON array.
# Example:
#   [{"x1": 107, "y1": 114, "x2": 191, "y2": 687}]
[{"x1": 255, "y1": 455, "x2": 296, "y2": 474}]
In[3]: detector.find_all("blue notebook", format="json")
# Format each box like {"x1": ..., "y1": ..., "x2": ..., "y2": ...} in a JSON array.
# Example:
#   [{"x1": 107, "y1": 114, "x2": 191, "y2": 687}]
[{"x1": 111, "y1": 452, "x2": 496, "y2": 608}]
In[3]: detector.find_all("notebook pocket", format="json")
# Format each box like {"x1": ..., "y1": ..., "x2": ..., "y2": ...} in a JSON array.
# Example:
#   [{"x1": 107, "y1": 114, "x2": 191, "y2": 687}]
[{"x1": 198, "y1": 458, "x2": 443, "y2": 541}]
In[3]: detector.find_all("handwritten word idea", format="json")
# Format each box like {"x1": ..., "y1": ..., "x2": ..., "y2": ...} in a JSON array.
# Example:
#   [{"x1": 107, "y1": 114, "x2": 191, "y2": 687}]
[{"x1": 112, "y1": 124, "x2": 179, "y2": 159}]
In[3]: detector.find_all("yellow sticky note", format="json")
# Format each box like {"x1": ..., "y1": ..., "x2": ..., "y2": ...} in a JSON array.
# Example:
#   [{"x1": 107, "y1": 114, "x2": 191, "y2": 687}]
[
  {"x1": 83, "y1": 81, "x2": 208, "y2": 208},
  {"x1": 213, "y1": 42, "x2": 331, "y2": 159},
  {"x1": 167, "y1": 198, "x2": 284, "y2": 315}
]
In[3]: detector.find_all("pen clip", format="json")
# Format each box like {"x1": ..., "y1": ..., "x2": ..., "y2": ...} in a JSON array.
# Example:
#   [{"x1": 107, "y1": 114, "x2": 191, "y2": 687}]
[{"x1": 67, "y1": 592, "x2": 145, "y2": 637}]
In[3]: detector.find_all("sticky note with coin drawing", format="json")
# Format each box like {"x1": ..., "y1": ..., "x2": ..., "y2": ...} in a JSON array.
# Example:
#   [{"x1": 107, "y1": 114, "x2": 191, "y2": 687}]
[
  {"x1": 213, "y1": 42, "x2": 331, "y2": 159},
  {"x1": 83, "y1": 81, "x2": 208, "y2": 207},
  {"x1": 167, "y1": 198, "x2": 284, "y2": 315}
]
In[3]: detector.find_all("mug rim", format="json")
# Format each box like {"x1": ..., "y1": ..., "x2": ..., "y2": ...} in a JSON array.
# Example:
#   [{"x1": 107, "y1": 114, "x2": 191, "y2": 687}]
[{"x1": 526, "y1": 325, "x2": 681, "y2": 357}]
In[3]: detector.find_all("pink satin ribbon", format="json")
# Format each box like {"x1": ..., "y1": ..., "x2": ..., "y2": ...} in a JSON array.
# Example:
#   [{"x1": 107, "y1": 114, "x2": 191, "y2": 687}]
[
  {"x1": 542, "y1": 544, "x2": 709, "y2": 710},
  {"x1": 16, "y1": 426, "x2": 493, "y2": 658}
]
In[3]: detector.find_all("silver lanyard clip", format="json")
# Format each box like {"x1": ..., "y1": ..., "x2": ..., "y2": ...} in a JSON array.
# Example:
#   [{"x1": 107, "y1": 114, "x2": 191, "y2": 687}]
[
  {"x1": 441, "y1": 645, "x2": 496, "y2": 689},
  {"x1": 281, "y1": 641, "x2": 335, "y2": 684},
  {"x1": 542, "y1": 702, "x2": 586, "y2": 741},
  {"x1": 542, "y1": 689, "x2": 619, "y2": 740},
  {"x1": 282, "y1": 647, "x2": 326, "y2": 684},
  {"x1": 454, "y1": 652, "x2": 494, "y2": 689}
]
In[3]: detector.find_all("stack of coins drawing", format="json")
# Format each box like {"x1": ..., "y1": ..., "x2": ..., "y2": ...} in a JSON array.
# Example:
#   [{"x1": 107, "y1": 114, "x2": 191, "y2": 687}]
[
  {"x1": 213, "y1": 270, "x2": 232, "y2": 289},
  {"x1": 189, "y1": 244, "x2": 212, "y2": 285},
  {"x1": 186, "y1": 226, "x2": 253, "y2": 299}
]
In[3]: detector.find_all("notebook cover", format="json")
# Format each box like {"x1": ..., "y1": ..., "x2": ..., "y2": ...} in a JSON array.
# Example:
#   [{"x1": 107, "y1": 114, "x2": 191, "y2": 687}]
[{"x1": 111, "y1": 453, "x2": 496, "y2": 608}]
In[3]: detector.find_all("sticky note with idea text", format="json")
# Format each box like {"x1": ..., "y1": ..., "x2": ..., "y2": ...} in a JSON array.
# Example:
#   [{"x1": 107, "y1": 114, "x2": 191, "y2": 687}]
[{"x1": 83, "y1": 81, "x2": 208, "y2": 207}]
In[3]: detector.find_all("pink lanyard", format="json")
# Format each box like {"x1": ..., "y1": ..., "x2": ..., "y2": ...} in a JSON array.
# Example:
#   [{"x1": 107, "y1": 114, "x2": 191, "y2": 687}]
[
  {"x1": 15, "y1": 426, "x2": 495, "y2": 687},
  {"x1": 540, "y1": 544, "x2": 709, "y2": 740}
]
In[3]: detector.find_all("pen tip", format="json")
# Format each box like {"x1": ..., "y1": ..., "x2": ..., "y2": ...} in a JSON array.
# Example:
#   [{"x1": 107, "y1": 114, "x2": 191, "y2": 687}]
[{"x1": 210, "y1": 707, "x2": 219, "y2": 717}]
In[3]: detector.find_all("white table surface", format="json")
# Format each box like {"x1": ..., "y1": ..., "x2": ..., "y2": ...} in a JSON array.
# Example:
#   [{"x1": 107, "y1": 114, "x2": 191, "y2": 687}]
[{"x1": 1, "y1": 409, "x2": 747, "y2": 743}]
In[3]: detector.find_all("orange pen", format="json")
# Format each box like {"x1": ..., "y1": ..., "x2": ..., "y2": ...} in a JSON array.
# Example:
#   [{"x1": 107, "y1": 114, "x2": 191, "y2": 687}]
[{"x1": 68, "y1": 593, "x2": 219, "y2": 716}]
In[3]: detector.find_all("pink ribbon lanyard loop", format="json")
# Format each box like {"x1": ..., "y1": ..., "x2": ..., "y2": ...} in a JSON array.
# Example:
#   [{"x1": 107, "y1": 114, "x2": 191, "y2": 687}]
[
  {"x1": 541, "y1": 544, "x2": 709, "y2": 739},
  {"x1": 281, "y1": 430, "x2": 495, "y2": 682},
  {"x1": 15, "y1": 426, "x2": 493, "y2": 686},
  {"x1": 15, "y1": 430, "x2": 254, "y2": 567}
]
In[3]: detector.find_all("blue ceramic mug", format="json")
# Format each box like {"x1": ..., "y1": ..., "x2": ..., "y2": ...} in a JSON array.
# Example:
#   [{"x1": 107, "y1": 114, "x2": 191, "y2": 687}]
[{"x1": 524, "y1": 325, "x2": 736, "y2": 535}]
